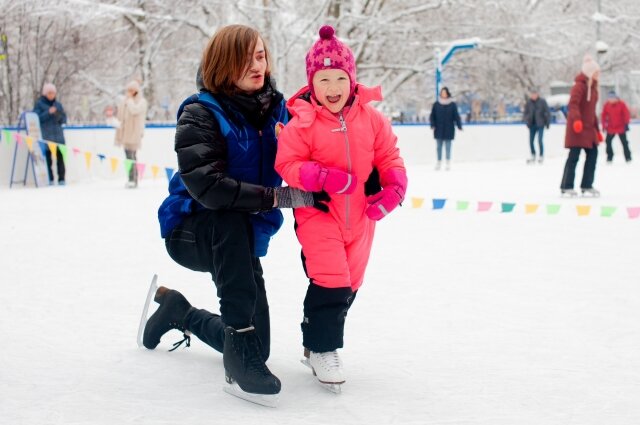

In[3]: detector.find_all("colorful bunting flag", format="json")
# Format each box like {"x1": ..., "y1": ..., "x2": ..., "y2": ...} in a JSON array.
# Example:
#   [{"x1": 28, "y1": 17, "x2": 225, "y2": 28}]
[
  {"x1": 165, "y1": 167, "x2": 175, "y2": 181},
  {"x1": 432, "y1": 198, "x2": 446, "y2": 209},
  {"x1": 576, "y1": 205, "x2": 591, "y2": 216},
  {"x1": 456, "y1": 201, "x2": 469, "y2": 211},
  {"x1": 97, "y1": 154, "x2": 106, "y2": 162},
  {"x1": 600, "y1": 206, "x2": 616, "y2": 217},
  {"x1": 24, "y1": 136, "x2": 34, "y2": 152},
  {"x1": 135, "y1": 162, "x2": 146, "y2": 179},
  {"x1": 84, "y1": 151, "x2": 92, "y2": 169},
  {"x1": 525, "y1": 204, "x2": 539, "y2": 214},
  {"x1": 47, "y1": 142, "x2": 57, "y2": 160},
  {"x1": 501, "y1": 202, "x2": 515, "y2": 213},
  {"x1": 151, "y1": 165, "x2": 160, "y2": 179},
  {"x1": 124, "y1": 158, "x2": 134, "y2": 175},
  {"x1": 410, "y1": 197, "x2": 424, "y2": 208},
  {"x1": 546, "y1": 204, "x2": 561, "y2": 215},
  {"x1": 2, "y1": 129, "x2": 11, "y2": 145},
  {"x1": 477, "y1": 201, "x2": 492, "y2": 212},
  {"x1": 627, "y1": 207, "x2": 640, "y2": 219},
  {"x1": 58, "y1": 145, "x2": 68, "y2": 163},
  {"x1": 111, "y1": 157, "x2": 120, "y2": 173}
]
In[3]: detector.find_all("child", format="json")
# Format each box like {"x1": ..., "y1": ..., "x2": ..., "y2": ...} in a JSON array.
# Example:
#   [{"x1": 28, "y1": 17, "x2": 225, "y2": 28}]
[{"x1": 275, "y1": 25, "x2": 407, "y2": 391}]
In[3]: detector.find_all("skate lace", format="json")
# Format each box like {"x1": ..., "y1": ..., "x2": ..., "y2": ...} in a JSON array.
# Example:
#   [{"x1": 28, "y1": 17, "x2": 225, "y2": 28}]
[
  {"x1": 318, "y1": 350, "x2": 342, "y2": 371},
  {"x1": 244, "y1": 336, "x2": 271, "y2": 376},
  {"x1": 168, "y1": 333, "x2": 191, "y2": 352}
]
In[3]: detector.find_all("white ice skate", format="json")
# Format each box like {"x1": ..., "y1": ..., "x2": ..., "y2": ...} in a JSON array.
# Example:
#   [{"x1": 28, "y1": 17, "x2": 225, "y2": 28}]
[
  {"x1": 561, "y1": 188, "x2": 578, "y2": 197},
  {"x1": 581, "y1": 188, "x2": 600, "y2": 197},
  {"x1": 301, "y1": 348, "x2": 345, "y2": 394},
  {"x1": 137, "y1": 274, "x2": 158, "y2": 348}
]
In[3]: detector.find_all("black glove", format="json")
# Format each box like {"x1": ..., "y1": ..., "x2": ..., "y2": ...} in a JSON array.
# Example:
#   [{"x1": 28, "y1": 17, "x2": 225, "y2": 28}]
[{"x1": 312, "y1": 191, "x2": 331, "y2": 213}]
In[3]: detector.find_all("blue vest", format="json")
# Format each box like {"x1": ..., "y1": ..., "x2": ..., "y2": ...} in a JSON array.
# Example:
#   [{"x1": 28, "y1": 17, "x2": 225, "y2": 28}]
[{"x1": 158, "y1": 92, "x2": 288, "y2": 257}]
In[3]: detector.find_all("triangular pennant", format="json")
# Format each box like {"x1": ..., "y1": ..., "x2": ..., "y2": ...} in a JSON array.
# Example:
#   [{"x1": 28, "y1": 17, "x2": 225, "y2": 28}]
[
  {"x1": 111, "y1": 157, "x2": 120, "y2": 173},
  {"x1": 546, "y1": 204, "x2": 561, "y2": 215},
  {"x1": 47, "y1": 142, "x2": 58, "y2": 160},
  {"x1": 14, "y1": 133, "x2": 22, "y2": 144},
  {"x1": 135, "y1": 162, "x2": 146, "y2": 180},
  {"x1": 97, "y1": 154, "x2": 106, "y2": 162},
  {"x1": 576, "y1": 205, "x2": 591, "y2": 216},
  {"x1": 2, "y1": 129, "x2": 11, "y2": 145},
  {"x1": 72, "y1": 147, "x2": 81, "y2": 156},
  {"x1": 524, "y1": 204, "x2": 539, "y2": 214},
  {"x1": 84, "y1": 151, "x2": 92, "y2": 169},
  {"x1": 600, "y1": 206, "x2": 616, "y2": 217},
  {"x1": 411, "y1": 197, "x2": 424, "y2": 208},
  {"x1": 58, "y1": 144, "x2": 68, "y2": 163},
  {"x1": 124, "y1": 159, "x2": 134, "y2": 175},
  {"x1": 38, "y1": 140, "x2": 48, "y2": 156},
  {"x1": 432, "y1": 198, "x2": 446, "y2": 210},
  {"x1": 165, "y1": 167, "x2": 175, "y2": 181},
  {"x1": 25, "y1": 136, "x2": 34, "y2": 152},
  {"x1": 477, "y1": 201, "x2": 492, "y2": 212},
  {"x1": 151, "y1": 165, "x2": 160, "y2": 179},
  {"x1": 501, "y1": 202, "x2": 515, "y2": 213},
  {"x1": 456, "y1": 200, "x2": 469, "y2": 211},
  {"x1": 626, "y1": 207, "x2": 640, "y2": 219}
]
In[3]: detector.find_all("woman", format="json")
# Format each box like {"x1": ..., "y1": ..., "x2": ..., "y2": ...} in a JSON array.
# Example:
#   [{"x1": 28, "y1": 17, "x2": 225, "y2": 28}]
[
  {"x1": 115, "y1": 80, "x2": 147, "y2": 188},
  {"x1": 429, "y1": 86, "x2": 462, "y2": 170},
  {"x1": 142, "y1": 25, "x2": 319, "y2": 407},
  {"x1": 560, "y1": 55, "x2": 603, "y2": 197}
]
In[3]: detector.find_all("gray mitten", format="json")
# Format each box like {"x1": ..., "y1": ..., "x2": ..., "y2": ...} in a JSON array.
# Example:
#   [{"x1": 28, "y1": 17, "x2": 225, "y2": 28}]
[{"x1": 274, "y1": 186, "x2": 315, "y2": 208}]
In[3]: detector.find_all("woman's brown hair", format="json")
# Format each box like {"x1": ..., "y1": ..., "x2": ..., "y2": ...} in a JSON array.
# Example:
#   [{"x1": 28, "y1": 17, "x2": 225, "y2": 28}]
[{"x1": 200, "y1": 25, "x2": 271, "y2": 95}]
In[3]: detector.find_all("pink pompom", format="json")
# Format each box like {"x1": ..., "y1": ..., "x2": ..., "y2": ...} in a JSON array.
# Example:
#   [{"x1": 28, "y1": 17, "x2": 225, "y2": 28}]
[{"x1": 319, "y1": 25, "x2": 335, "y2": 40}]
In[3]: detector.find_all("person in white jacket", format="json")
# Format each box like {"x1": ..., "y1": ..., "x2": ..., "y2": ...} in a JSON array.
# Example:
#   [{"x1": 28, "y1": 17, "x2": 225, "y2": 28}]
[{"x1": 115, "y1": 80, "x2": 148, "y2": 188}]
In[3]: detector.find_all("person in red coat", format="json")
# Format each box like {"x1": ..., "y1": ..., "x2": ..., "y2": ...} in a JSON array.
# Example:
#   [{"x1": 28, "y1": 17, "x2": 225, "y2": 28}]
[
  {"x1": 601, "y1": 90, "x2": 632, "y2": 163},
  {"x1": 560, "y1": 54, "x2": 603, "y2": 197}
]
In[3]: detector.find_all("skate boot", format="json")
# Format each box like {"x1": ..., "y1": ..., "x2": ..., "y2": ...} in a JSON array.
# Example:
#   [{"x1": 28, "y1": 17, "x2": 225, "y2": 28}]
[
  {"x1": 581, "y1": 187, "x2": 600, "y2": 197},
  {"x1": 434, "y1": 161, "x2": 442, "y2": 170},
  {"x1": 561, "y1": 188, "x2": 578, "y2": 197},
  {"x1": 537, "y1": 156, "x2": 544, "y2": 164},
  {"x1": 301, "y1": 348, "x2": 345, "y2": 394},
  {"x1": 223, "y1": 326, "x2": 281, "y2": 407},
  {"x1": 526, "y1": 155, "x2": 536, "y2": 164},
  {"x1": 142, "y1": 286, "x2": 194, "y2": 350},
  {"x1": 445, "y1": 160, "x2": 451, "y2": 171}
]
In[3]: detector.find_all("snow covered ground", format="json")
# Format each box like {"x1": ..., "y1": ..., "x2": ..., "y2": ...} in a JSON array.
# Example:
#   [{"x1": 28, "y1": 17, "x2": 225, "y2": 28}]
[{"x1": 1, "y1": 137, "x2": 640, "y2": 424}]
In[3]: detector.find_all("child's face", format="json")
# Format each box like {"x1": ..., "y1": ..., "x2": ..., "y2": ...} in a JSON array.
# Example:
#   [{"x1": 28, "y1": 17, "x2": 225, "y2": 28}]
[
  {"x1": 312, "y1": 68, "x2": 351, "y2": 113},
  {"x1": 235, "y1": 37, "x2": 267, "y2": 94}
]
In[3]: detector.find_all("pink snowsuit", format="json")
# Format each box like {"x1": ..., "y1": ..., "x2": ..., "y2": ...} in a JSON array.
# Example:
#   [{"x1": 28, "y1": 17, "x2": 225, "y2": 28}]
[{"x1": 275, "y1": 84, "x2": 406, "y2": 291}]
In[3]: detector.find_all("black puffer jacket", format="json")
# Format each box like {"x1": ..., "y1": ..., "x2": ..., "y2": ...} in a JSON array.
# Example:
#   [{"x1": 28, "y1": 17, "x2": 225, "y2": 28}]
[{"x1": 174, "y1": 88, "x2": 283, "y2": 212}]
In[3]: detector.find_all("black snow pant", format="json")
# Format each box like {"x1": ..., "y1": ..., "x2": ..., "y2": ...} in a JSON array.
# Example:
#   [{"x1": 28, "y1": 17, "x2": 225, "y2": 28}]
[
  {"x1": 301, "y1": 281, "x2": 358, "y2": 353},
  {"x1": 560, "y1": 146, "x2": 598, "y2": 190},
  {"x1": 165, "y1": 209, "x2": 271, "y2": 360},
  {"x1": 45, "y1": 145, "x2": 65, "y2": 183},
  {"x1": 605, "y1": 132, "x2": 632, "y2": 162}
]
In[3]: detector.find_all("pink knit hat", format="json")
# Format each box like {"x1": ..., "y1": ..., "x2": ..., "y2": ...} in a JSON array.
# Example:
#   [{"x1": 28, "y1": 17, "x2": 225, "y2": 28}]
[
  {"x1": 305, "y1": 25, "x2": 356, "y2": 97},
  {"x1": 42, "y1": 83, "x2": 57, "y2": 96}
]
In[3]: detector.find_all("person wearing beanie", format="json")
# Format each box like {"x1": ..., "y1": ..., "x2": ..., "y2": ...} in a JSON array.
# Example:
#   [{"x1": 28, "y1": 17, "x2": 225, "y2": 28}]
[
  {"x1": 114, "y1": 79, "x2": 147, "y2": 188},
  {"x1": 33, "y1": 82, "x2": 67, "y2": 185},
  {"x1": 275, "y1": 25, "x2": 407, "y2": 391},
  {"x1": 601, "y1": 90, "x2": 632, "y2": 163},
  {"x1": 560, "y1": 54, "x2": 602, "y2": 197},
  {"x1": 522, "y1": 86, "x2": 551, "y2": 164},
  {"x1": 430, "y1": 86, "x2": 463, "y2": 170}
]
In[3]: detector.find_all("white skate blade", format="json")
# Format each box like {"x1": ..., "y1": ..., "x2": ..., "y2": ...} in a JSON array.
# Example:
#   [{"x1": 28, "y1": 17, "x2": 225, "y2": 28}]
[
  {"x1": 223, "y1": 381, "x2": 279, "y2": 408},
  {"x1": 136, "y1": 274, "x2": 158, "y2": 348},
  {"x1": 300, "y1": 358, "x2": 343, "y2": 394}
]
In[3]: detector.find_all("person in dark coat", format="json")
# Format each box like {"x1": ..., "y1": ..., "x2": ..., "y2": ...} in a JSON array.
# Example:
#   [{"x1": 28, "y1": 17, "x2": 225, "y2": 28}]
[
  {"x1": 141, "y1": 25, "x2": 323, "y2": 406},
  {"x1": 601, "y1": 90, "x2": 632, "y2": 163},
  {"x1": 429, "y1": 86, "x2": 462, "y2": 170},
  {"x1": 33, "y1": 83, "x2": 67, "y2": 185},
  {"x1": 523, "y1": 87, "x2": 551, "y2": 164},
  {"x1": 560, "y1": 55, "x2": 603, "y2": 197}
]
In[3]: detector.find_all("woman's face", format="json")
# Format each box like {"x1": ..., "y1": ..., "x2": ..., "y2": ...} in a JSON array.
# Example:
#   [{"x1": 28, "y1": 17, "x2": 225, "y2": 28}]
[
  {"x1": 235, "y1": 38, "x2": 267, "y2": 94},
  {"x1": 440, "y1": 89, "x2": 449, "y2": 99}
]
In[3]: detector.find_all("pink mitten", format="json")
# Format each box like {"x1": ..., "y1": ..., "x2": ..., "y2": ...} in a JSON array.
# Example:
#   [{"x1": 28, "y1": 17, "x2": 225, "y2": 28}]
[
  {"x1": 365, "y1": 169, "x2": 408, "y2": 221},
  {"x1": 299, "y1": 162, "x2": 357, "y2": 194}
]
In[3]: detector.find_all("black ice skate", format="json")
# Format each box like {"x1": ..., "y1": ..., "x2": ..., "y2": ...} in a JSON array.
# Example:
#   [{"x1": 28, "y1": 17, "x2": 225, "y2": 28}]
[
  {"x1": 141, "y1": 283, "x2": 194, "y2": 351},
  {"x1": 223, "y1": 326, "x2": 281, "y2": 407}
]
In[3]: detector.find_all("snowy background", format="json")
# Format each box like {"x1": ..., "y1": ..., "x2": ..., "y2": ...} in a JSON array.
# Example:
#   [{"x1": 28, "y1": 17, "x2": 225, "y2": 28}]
[{"x1": 1, "y1": 127, "x2": 640, "y2": 424}]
